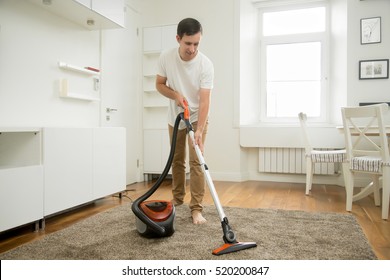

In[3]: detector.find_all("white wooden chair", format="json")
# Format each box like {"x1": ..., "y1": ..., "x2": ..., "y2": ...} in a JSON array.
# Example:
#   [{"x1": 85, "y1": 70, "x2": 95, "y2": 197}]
[
  {"x1": 341, "y1": 103, "x2": 390, "y2": 220},
  {"x1": 298, "y1": 112, "x2": 347, "y2": 195}
]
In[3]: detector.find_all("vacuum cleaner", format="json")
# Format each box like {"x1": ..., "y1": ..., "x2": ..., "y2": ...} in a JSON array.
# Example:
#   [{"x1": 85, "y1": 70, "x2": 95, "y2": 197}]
[
  {"x1": 131, "y1": 113, "x2": 182, "y2": 238},
  {"x1": 132, "y1": 100, "x2": 257, "y2": 255}
]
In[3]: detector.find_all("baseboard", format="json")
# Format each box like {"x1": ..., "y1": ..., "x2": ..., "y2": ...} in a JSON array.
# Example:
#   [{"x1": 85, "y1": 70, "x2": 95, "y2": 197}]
[{"x1": 209, "y1": 171, "x2": 250, "y2": 182}]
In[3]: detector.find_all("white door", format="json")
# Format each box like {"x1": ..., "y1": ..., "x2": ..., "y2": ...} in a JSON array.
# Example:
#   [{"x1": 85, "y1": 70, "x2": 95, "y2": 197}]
[{"x1": 100, "y1": 4, "x2": 141, "y2": 184}]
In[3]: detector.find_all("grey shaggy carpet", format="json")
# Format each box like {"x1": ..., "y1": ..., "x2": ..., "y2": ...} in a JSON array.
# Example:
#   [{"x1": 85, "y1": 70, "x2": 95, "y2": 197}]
[{"x1": 0, "y1": 204, "x2": 376, "y2": 260}]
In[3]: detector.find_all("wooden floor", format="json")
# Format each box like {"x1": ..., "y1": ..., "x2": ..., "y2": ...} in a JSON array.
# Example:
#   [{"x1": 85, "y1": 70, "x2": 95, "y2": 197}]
[{"x1": 0, "y1": 180, "x2": 389, "y2": 259}]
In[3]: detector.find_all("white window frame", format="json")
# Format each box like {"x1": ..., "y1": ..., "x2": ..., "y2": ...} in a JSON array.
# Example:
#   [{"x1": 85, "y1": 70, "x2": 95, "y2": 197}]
[{"x1": 258, "y1": 1, "x2": 330, "y2": 123}]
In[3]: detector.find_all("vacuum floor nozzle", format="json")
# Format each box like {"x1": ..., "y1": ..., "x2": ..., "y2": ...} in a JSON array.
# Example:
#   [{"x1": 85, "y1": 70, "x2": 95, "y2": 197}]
[{"x1": 212, "y1": 241, "x2": 257, "y2": 256}]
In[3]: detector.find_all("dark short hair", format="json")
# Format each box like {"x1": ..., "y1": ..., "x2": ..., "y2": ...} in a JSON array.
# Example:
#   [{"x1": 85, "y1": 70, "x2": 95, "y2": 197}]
[{"x1": 177, "y1": 18, "x2": 203, "y2": 38}]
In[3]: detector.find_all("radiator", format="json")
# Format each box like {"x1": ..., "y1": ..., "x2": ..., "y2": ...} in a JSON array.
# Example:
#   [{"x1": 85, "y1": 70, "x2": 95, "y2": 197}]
[{"x1": 258, "y1": 148, "x2": 339, "y2": 175}]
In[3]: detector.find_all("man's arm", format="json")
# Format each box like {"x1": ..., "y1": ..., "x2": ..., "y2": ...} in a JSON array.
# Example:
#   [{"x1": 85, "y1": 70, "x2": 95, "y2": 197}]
[
  {"x1": 155, "y1": 75, "x2": 186, "y2": 107},
  {"x1": 195, "y1": 88, "x2": 211, "y2": 153}
]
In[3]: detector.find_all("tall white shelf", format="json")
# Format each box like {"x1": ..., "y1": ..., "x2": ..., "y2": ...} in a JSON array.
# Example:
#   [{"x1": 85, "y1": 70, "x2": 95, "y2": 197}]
[
  {"x1": 142, "y1": 24, "x2": 177, "y2": 176},
  {"x1": 0, "y1": 128, "x2": 43, "y2": 232}
]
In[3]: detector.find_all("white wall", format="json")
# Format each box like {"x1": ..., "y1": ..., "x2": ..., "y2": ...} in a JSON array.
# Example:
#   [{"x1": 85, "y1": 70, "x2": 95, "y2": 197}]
[
  {"x1": 0, "y1": 0, "x2": 100, "y2": 127},
  {"x1": 329, "y1": 0, "x2": 348, "y2": 124},
  {"x1": 347, "y1": 0, "x2": 390, "y2": 107},
  {"x1": 237, "y1": 0, "x2": 260, "y2": 126}
]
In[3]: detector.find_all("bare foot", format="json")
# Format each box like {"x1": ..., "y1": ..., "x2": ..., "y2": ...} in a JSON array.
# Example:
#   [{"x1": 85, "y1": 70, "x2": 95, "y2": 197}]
[{"x1": 192, "y1": 211, "x2": 207, "y2": 224}]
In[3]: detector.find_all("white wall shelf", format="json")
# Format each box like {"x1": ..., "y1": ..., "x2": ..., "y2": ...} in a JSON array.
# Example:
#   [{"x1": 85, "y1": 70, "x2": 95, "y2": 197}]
[
  {"x1": 60, "y1": 92, "x2": 100, "y2": 101},
  {"x1": 144, "y1": 74, "x2": 157, "y2": 78},
  {"x1": 0, "y1": 127, "x2": 41, "y2": 133},
  {"x1": 58, "y1": 62, "x2": 100, "y2": 76},
  {"x1": 144, "y1": 89, "x2": 158, "y2": 94},
  {"x1": 144, "y1": 104, "x2": 169, "y2": 108},
  {"x1": 59, "y1": 79, "x2": 100, "y2": 101},
  {"x1": 143, "y1": 51, "x2": 162, "y2": 56},
  {"x1": 58, "y1": 61, "x2": 100, "y2": 101}
]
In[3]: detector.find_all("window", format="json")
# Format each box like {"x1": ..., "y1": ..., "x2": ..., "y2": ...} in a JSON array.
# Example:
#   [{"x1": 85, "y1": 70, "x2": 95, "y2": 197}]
[{"x1": 260, "y1": 4, "x2": 328, "y2": 122}]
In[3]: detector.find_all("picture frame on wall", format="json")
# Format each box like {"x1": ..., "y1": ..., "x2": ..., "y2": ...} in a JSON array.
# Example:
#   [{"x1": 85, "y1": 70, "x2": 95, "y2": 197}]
[
  {"x1": 359, "y1": 59, "x2": 389, "y2": 80},
  {"x1": 360, "y1": 17, "x2": 381, "y2": 44}
]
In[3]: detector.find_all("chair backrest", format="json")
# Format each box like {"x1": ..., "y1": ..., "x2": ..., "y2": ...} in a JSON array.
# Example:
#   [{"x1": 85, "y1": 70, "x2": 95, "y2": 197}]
[
  {"x1": 341, "y1": 103, "x2": 390, "y2": 166},
  {"x1": 298, "y1": 112, "x2": 312, "y2": 155}
]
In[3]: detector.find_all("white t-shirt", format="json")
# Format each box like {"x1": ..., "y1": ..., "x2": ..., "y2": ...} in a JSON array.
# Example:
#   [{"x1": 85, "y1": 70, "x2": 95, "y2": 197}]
[{"x1": 157, "y1": 47, "x2": 214, "y2": 129}]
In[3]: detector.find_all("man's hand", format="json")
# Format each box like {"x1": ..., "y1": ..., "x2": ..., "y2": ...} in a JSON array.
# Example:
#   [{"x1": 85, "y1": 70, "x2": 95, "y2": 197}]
[
  {"x1": 175, "y1": 94, "x2": 187, "y2": 109},
  {"x1": 194, "y1": 129, "x2": 204, "y2": 154}
]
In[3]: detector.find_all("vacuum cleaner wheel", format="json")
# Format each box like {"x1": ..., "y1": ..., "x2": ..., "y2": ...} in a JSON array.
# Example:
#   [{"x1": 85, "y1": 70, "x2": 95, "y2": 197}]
[{"x1": 135, "y1": 200, "x2": 175, "y2": 238}]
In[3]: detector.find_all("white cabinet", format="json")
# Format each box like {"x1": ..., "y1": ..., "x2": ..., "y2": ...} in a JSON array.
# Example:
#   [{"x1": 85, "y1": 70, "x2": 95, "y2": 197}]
[
  {"x1": 143, "y1": 129, "x2": 171, "y2": 174},
  {"x1": 0, "y1": 129, "x2": 43, "y2": 232},
  {"x1": 0, "y1": 166, "x2": 44, "y2": 232},
  {"x1": 0, "y1": 127, "x2": 126, "y2": 232},
  {"x1": 92, "y1": 0, "x2": 125, "y2": 28},
  {"x1": 143, "y1": 25, "x2": 177, "y2": 53},
  {"x1": 27, "y1": 0, "x2": 125, "y2": 30},
  {"x1": 142, "y1": 24, "x2": 177, "y2": 113},
  {"x1": 74, "y1": 0, "x2": 91, "y2": 8},
  {"x1": 142, "y1": 25, "x2": 177, "y2": 175},
  {"x1": 43, "y1": 127, "x2": 126, "y2": 216},
  {"x1": 93, "y1": 127, "x2": 126, "y2": 199},
  {"x1": 43, "y1": 128, "x2": 94, "y2": 216}
]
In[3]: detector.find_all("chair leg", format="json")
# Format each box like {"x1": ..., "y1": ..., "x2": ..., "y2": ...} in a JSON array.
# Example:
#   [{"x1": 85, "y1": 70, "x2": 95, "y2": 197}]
[
  {"x1": 342, "y1": 163, "x2": 353, "y2": 212},
  {"x1": 382, "y1": 168, "x2": 390, "y2": 220},
  {"x1": 372, "y1": 175, "x2": 380, "y2": 207},
  {"x1": 305, "y1": 159, "x2": 313, "y2": 195}
]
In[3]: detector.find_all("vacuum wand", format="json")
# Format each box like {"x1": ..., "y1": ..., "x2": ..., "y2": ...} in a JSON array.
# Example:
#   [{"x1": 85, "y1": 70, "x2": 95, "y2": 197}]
[{"x1": 181, "y1": 101, "x2": 257, "y2": 255}]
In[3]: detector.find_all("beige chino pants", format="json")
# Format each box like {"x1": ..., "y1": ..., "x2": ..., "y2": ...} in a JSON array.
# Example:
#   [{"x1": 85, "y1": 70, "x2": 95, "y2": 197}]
[{"x1": 168, "y1": 121, "x2": 208, "y2": 213}]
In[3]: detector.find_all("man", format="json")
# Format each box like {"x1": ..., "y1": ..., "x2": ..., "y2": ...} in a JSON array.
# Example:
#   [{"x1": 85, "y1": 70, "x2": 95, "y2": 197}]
[{"x1": 155, "y1": 18, "x2": 214, "y2": 224}]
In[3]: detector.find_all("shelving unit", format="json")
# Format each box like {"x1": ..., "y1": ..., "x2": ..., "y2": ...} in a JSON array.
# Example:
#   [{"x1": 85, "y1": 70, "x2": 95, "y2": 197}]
[
  {"x1": 142, "y1": 24, "x2": 177, "y2": 176},
  {"x1": 0, "y1": 128, "x2": 42, "y2": 169},
  {"x1": 0, "y1": 126, "x2": 126, "y2": 232},
  {"x1": 58, "y1": 61, "x2": 100, "y2": 101},
  {"x1": 0, "y1": 129, "x2": 43, "y2": 232}
]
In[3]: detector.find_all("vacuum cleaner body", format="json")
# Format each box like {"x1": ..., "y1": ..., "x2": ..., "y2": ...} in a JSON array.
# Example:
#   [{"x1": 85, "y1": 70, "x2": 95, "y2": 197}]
[
  {"x1": 131, "y1": 113, "x2": 182, "y2": 238},
  {"x1": 135, "y1": 200, "x2": 175, "y2": 238}
]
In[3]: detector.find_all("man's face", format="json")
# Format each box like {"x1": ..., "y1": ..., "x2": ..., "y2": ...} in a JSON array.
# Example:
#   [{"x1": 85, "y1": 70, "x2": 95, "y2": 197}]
[{"x1": 177, "y1": 32, "x2": 202, "y2": 61}]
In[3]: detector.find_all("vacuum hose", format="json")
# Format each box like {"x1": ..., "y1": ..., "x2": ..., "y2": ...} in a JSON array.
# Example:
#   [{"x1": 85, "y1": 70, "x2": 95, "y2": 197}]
[{"x1": 131, "y1": 112, "x2": 184, "y2": 235}]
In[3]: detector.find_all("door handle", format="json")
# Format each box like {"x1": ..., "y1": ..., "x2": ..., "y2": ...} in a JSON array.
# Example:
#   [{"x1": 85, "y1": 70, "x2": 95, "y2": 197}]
[{"x1": 106, "y1": 108, "x2": 118, "y2": 113}]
